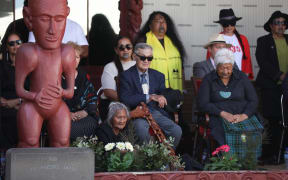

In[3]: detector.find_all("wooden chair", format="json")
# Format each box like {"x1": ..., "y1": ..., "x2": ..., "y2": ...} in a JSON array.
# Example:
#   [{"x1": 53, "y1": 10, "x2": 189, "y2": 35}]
[{"x1": 191, "y1": 76, "x2": 216, "y2": 164}]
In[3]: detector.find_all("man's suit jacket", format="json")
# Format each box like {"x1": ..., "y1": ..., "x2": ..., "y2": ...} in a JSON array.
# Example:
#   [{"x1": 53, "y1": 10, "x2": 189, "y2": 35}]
[
  {"x1": 119, "y1": 65, "x2": 166, "y2": 110},
  {"x1": 193, "y1": 59, "x2": 215, "y2": 79},
  {"x1": 256, "y1": 33, "x2": 288, "y2": 88},
  {"x1": 193, "y1": 58, "x2": 239, "y2": 79}
]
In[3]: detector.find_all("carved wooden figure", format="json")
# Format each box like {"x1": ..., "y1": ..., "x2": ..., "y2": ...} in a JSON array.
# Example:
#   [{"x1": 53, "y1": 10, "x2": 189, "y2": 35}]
[{"x1": 15, "y1": 0, "x2": 76, "y2": 147}]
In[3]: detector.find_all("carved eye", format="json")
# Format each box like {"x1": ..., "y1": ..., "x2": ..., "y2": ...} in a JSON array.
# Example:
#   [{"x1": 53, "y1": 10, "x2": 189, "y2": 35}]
[
  {"x1": 55, "y1": 16, "x2": 65, "y2": 22},
  {"x1": 39, "y1": 16, "x2": 50, "y2": 22}
]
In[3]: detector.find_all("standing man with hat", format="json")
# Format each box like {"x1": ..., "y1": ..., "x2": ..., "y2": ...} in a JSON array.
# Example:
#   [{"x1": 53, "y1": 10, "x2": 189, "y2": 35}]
[
  {"x1": 193, "y1": 33, "x2": 232, "y2": 78},
  {"x1": 256, "y1": 11, "x2": 288, "y2": 165},
  {"x1": 209, "y1": 9, "x2": 253, "y2": 80}
]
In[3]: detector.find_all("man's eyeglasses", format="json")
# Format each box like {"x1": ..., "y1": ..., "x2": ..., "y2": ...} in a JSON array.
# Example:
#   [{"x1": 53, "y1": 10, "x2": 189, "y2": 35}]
[
  {"x1": 273, "y1": 20, "x2": 287, "y2": 26},
  {"x1": 135, "y1": 53, "x2": 153, "y2": 61},
  {"x1": 221, "y1": 21, "x2": 236, "y2": 28},
  {"x1": 8, "y1": 40, "x2": 22, "y2": 47},
  {"x1": 118, "y1": 44, "x2": 133, "y2": 51}
]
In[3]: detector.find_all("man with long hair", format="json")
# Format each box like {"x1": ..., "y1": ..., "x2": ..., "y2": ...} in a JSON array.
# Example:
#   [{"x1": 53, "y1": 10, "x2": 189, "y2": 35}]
[{"x1": 136, "y1": 11, "x2": 185, "y2": 91}]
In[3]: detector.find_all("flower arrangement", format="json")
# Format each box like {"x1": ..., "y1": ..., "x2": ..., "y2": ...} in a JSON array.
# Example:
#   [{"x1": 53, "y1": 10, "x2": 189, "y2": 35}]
[
  {"x1": 72, "y1": 136, "x2": 184, "y2": 172},
  {"x1": 134, "y1": 137, "x2": 184, "y2": 171},
  {"x1": 204, "y1": 145, "x2": 242, "y2": 171},
  {"x1": 104, "y1": 142, "x2": 135, "y2": 172}
]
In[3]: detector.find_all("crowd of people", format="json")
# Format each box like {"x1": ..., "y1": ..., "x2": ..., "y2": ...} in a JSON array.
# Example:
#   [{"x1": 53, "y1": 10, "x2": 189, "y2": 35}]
[{"x1": 0, "y1": 0, "x2": 288, "y2": 174}]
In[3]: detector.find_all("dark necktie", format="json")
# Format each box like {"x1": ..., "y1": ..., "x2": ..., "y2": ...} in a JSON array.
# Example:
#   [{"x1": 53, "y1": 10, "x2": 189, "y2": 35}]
[{"x1": 140, "y1": 73, "x2": 147, "y2": 84}]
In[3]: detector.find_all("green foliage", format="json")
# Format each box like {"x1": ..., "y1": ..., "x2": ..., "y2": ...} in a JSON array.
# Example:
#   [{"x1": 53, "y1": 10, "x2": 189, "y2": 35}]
[
  {"x1": 240, "y1": 133, "x2": 261, "y2": 170},
  {"x1": 106, "y1": 151, "x2": 134, "y2": 172},
  {"x1": 133, "y1": 138, "x2": 185, "y2": 171},
  {"x1": 72, "y1": 136, "x2": 185, "y2": 172}
]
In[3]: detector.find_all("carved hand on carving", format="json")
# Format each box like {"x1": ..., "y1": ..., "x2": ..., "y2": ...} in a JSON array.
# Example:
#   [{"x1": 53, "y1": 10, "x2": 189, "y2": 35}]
[
  {"x1": 46, "y1": 83, "x2": 63, "y2": 99},
  {"x1": 34, "y1": 88, "x2": 54, "y2": 109},
  {"x1": 34, "y1": 84, "x2": 63, "y2": 110}
]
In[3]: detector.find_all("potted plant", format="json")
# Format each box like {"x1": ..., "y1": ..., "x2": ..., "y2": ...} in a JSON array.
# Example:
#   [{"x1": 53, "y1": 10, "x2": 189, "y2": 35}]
[{"x1": 204, "y1": 145, "x2": 242, "y2": 171}]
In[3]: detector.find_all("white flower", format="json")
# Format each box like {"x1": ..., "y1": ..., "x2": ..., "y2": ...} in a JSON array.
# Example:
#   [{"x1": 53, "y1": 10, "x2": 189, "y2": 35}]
[
  {"x1": 83, "y1": 142, "x2": 89, "y2": 147},
  {"x1": 104, "y1": 143, "x2": 115, "y2": 151},
  {"x1": 77, "y1": 143, "x2": 83, "y2": 148},
  {"x1": 125, "y1": 142, "x2": 134, "y2": 152},
  {"x1": 116, "y1": 142, "x2": 126, "y2": 151}
]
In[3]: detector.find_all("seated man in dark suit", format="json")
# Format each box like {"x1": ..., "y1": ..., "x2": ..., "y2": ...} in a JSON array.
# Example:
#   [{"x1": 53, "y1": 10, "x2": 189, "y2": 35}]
[
  {"x1": 193, "y1": 34, "x2": 232, "y2": 79},
  {"x1": 118, "y1": 43, "x2": 182, "y2": 148}
]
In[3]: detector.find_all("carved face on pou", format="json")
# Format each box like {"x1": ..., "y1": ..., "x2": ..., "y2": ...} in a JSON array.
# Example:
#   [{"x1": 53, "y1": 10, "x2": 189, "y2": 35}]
[{"x1": 23, "y1": 0, "x2": 70, "y2": 49}]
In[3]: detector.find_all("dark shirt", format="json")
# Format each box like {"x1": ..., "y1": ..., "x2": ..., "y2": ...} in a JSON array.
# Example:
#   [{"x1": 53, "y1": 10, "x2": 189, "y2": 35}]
[
  {"x1": 62, "y1": 68, "x2": 97, "y2": 118},
  {"x1": 1, "y1": 61, "x2": 17, "y2": 99},
  {"x1": 95, "y1": 123, "x2": 122, "y2": 145},
  {"x1": 197, "y1": 69, "x2": 258, "y2": 117}
]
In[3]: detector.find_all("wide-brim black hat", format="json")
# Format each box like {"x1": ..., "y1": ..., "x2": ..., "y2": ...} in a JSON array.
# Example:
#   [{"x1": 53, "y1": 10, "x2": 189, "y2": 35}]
[
  {"x1": 264, "y1": 11, "x2": 288, "y2": 32},
  {"x1": 214, "y1": 8, "x2": 242, "y2": 23}
]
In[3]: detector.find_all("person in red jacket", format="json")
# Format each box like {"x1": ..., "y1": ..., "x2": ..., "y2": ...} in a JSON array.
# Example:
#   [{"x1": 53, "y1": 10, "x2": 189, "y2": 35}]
[{"x1": 207, "y1": 9, "x2": 253, "y2": 80}]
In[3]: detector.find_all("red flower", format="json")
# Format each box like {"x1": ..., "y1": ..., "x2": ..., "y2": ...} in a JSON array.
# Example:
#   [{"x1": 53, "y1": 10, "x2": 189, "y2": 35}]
[
  {"x1": 220, "y1": 145, "x2": 230, "y2": 152},
  {"x1": 212, "y1": 150, "x2": 219, "y2": 156}
]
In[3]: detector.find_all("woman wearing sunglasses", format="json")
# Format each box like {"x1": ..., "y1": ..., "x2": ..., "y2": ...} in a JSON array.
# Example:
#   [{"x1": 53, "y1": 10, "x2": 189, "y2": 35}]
[
  {"x1": 100, "y1": 35, "x2": 136, "y2": 121},
  {"x1": 0, "y1": 32, "x2": 27, "y2": 148},
  {"x1": 208, "y1": 8, "x2": 253, "y2": 80}
]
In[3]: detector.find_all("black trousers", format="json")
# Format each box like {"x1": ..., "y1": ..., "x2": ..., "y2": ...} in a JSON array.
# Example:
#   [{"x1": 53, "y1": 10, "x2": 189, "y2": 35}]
[
  {"x1": 259, "y1": 86, "x2": 283, "y2": 157},
  {"x1": 209, "y1": 115, "x2": 225, "y2": 146},
  {"x1": 0, "y1": 108, "x2": 18, "y2": 148}
]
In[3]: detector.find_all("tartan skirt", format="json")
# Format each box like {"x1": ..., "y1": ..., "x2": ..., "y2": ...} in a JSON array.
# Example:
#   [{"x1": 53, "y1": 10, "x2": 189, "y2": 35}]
[{"x1": 222, "y1": 115, "x2": 263, "y2": 160}]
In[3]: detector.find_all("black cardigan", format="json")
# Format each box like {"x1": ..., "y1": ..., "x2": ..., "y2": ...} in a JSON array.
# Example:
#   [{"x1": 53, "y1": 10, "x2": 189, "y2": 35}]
[{"x1": 255, "y1": 33, "x2": 288, "y2": 88}]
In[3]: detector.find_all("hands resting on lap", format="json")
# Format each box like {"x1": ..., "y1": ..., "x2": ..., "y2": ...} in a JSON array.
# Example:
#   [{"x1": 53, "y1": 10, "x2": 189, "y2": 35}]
[{"x1": 220, "y1": 111, "x2": 248, "y2": 124}]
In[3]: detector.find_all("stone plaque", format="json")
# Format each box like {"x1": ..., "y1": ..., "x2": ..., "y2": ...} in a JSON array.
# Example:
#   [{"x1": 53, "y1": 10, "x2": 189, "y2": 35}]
[{"x1": 5, "y1": 147, "x2": 94, "y2": 180}]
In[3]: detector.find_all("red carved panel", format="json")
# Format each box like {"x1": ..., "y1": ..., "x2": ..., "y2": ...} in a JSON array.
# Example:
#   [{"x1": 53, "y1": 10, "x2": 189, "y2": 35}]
[
  {"x1": 119, "y1": 0, "x2": 143, "y2": 43},
  {"x1": 94, "y1": 171, "x2": 288, "y2": 180}
]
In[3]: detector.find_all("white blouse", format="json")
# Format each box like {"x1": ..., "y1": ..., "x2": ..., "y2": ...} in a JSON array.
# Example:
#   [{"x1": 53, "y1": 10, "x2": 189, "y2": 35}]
[{"x1": 101, "y1": 60, "x2": 135, "y2": 99}]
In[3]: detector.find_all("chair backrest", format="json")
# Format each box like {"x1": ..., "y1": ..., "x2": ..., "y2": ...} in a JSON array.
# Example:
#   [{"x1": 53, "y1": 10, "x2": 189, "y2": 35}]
[
  {"x1": 191, "y1": 76, "x2": 204, "y2": 125},
  {"x1": 191, "y1": 76, "x2": 202, "y2": 96}
]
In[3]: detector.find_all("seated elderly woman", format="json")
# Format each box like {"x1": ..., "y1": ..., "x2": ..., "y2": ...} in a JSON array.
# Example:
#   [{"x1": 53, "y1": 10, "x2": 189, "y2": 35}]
[
  {"x1": 95, "y1": 102, "x2": 136, "y2": 145},
  {"x1": 197, "y1": 48, "x2": 263, "y2": 160},
  {"x1": 62, "y1": 42, "x2": 99, "y2": 141}
]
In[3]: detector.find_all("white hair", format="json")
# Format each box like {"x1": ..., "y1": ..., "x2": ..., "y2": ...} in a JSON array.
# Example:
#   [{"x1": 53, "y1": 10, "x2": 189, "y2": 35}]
[
  {"x1": 134, "y1": 43, "x2": 153, "y2": 54},
  {"x1": 214, "y1": 48, "x2": 235, "y2": 67},
  {"x1": 106, "y1": 102, "x2": 130, "y2": 127}
]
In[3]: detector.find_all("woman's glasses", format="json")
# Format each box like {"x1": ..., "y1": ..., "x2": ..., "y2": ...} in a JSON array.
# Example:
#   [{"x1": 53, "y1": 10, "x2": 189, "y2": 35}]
[
  {"x1": 135, "y1": 54, "x2": 153, "y2": 61},
  {"x1": 221, "y1": 21, "x2": 236, "y2": 27},
  {"x1": 8, "y1": 40, "x2": 22, "y2": 47},
  {"x1": 118, "y1": 44, "x2": 133, "y2": 51}
]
